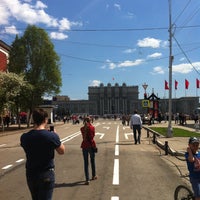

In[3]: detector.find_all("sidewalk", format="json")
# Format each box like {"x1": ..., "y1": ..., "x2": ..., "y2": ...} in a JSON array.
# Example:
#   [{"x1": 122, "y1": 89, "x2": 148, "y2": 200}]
[
  {"x1": 144, "y1": 120, "x2": 198, "y2": 153},
  {"x1": 0, "y1": 121, "x2": 64, "y2": 137}
]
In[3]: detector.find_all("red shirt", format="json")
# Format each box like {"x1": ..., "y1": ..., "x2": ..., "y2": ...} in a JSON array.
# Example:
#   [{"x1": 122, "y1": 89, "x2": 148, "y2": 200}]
[{"x1": 80, "y1": 123, "x2": 96, "y2": 149}]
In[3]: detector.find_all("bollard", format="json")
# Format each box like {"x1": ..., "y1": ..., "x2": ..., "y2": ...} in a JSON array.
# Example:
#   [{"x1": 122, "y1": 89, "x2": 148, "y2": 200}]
[
  {"x1": 153, "y1": 133, "x2": 156, "y2": 144},
  {"x1": 147, "y1": 130, "x2": 149, "y2": 138},
  {"x1": 165, "y1": 141, "x2": 168, "y2": 155}
]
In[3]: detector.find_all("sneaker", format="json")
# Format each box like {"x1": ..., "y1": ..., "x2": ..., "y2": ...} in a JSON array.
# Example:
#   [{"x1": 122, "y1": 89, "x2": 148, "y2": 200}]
[
  {"x1": 92, "y1": 176, "x2": 98, "y2": 180},
  {"x1": 85, "y1": 181, "x2": 90, "y2": 185}
]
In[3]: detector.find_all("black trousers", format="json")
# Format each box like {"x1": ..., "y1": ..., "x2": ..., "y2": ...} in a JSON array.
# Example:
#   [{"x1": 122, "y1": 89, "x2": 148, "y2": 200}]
[{"x1": 132, "y1": 125, "x2": 141, "y2": 144}]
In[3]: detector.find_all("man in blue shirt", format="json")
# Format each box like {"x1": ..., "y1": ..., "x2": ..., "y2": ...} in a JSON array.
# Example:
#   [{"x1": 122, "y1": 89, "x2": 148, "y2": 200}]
[
  {"x1": 185, "y1": 137, "x2": 200, "y2": 200},
  {"x1": 130, "y1": 110, "x2": 142, "y2": 144},
  {"x1": 21, "y1": 108, "x2": 65, "y2": 200}
]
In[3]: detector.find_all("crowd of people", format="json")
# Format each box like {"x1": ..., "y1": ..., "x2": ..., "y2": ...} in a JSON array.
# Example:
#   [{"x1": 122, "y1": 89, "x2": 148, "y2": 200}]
[{"x1": 17, "y1": 108, "x2": 200, "y2": 199}]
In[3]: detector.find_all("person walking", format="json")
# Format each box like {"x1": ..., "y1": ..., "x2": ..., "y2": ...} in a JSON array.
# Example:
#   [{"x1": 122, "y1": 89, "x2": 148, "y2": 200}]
[
  {"x1": 20, "y1": 108, "x2": 65, "y2": 200},
  {"x1": 80, "y1": 117, "x2": 97, "y2": 185},
  {"x1": 185, "y1": 137, "x2": 200, "y2": 200},
  {"x1": 130, "y1": 110, "x2": 142, "y2": 144}
]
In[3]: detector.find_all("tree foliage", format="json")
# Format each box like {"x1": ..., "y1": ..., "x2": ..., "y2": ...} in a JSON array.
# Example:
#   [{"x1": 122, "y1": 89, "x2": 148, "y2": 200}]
[
  {"x1": 8, "y1": 25, "x2": 62, "y2": 122},
  {"x1": 0, "y1": 72, "x2": 31, "y2": 114}
]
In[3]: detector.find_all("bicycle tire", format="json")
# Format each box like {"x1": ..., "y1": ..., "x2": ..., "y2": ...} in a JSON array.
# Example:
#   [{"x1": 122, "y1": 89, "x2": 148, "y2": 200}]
[{"x1": 174, "y1": 185, "x2": 194, "y2": 200}]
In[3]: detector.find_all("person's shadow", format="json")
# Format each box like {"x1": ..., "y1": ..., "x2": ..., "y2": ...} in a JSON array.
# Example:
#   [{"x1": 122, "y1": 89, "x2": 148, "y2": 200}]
[{"x1": 54, "y1": 180, "x2": 86, "y2": 188}]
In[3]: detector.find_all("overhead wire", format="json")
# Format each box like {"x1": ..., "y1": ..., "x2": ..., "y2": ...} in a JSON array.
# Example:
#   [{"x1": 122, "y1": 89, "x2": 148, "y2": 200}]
[
  {"x1": 170, "y1": 0, "x2": 200, "y2": 76},
  {"x1": 173, "y1": 0, "x2": 192, "y2": 24},
  {"x1": 173, "y1": 36, "x2": 200, "y2": 76},
  {"x1": 58, "y1": 44, "x2": 200, "y2": 65}
]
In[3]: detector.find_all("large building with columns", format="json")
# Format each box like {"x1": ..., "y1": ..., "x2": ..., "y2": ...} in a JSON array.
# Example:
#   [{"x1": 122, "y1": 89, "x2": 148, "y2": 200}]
[
  {"x1": 52, "y1": 83, "x2": 199, "y2": 118},
  {"x1": 88, "y1": 83, "x2": 140, "y2": 115}
]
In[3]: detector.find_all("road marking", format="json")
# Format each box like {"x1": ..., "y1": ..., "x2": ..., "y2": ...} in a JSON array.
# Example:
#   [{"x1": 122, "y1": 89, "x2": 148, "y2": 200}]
[
  {"x1": 111, "y1": 197, "x2": 119, "y2": 200},
  {"x1": 61, "y1": 123, "x2": 101, "y2": 143},
  {"x1": 2, "y1": 165, "x2": 13, "y2": 170},
  {"x1": 124, "y1": 132, "x2": 133, "y2": 140},
  {"x1": 103, "y1": 126, "x2": 110, "y2": 130},
  {"x1": 123, "y1": 126, "x2": 130, "y2": 130},
  {"x1": 112, "y1": 159, "x2": 119, "y2": 185},
  {"x1": 115, "y1": 144, "x2": 119, "y2": 156},
  {"x1": 116, "y1": 126, "x2": 119, "y2": 143},
  {"x1": 16, "y1": 159, "x2": 24, "y2": 163},
  {"x1": 96, "y1": 132, "x2": 105, "y2": 139},
  {"x1": 61, "y1": 131, "x2": 81, "y2": 143}
]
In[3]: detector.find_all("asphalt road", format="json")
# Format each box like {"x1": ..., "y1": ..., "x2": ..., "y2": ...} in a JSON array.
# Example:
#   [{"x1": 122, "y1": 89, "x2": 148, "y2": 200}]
[{"x1": 0, "y1": 119, "x2": 191, "y2": 200}]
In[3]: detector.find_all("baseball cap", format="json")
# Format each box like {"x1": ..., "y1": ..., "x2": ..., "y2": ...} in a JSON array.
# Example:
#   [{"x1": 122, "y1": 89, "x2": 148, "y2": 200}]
[{"x1": 189, "y1": 137, "x2": 200, "y2": 144}]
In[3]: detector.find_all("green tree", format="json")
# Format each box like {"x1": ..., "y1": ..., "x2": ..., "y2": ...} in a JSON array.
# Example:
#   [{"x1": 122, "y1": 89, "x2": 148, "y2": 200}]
[
  {"x1": 0, "y1": 72, "x2": 31, "y2": 129},
  {"x1": 8, "y1": 25, "x2": 62, "y2": 125}
]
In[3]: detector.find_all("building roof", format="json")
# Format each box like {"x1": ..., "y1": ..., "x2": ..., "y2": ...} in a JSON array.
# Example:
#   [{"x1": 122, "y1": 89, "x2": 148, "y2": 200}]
[{"x1": 0, "y1": 40, "x2": 11, "y2": 52}]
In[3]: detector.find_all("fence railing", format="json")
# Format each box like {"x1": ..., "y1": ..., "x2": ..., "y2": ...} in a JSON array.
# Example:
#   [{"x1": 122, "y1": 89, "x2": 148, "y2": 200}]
[{"x1": 142, "y1": 126, "x2": 185, "y2": 157}]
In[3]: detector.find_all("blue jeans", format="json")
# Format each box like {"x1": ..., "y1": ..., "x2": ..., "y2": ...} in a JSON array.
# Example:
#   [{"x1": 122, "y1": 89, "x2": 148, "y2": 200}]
[
  {"x1": 190, "y1": 177, "x2": 200, "y2": 198},
  {"x1": 26, "y1": 169, "x2": 55, "y2": 200},
  {"x1": 133, "y1": 125, "x2": 141, "y2": 144},
  {"x1": 82, "y1": 148, "x2": 96, "y2": 181}
]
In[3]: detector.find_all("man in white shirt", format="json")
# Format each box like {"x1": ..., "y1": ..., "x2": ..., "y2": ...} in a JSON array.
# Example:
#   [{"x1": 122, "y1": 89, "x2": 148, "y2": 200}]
[{"x1": 130, "y1": 110, "x2": 142, "y2": 144}]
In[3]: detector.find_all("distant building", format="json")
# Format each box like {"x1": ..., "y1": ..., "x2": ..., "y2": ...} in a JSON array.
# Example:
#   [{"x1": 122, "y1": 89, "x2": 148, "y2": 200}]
[
  {"x1": 53, "y1": 95, "x2": 70, "y2": 102},
  {"x1": 0, "y1": 40, "x2": 10, "y2": 72},
  {"x1": 52, "y1": 83, "x2": 199, "y2": 118},
  {"x1": 159, "y1": 96, "x2": 199, "y2": 116},
  {"x1": 88, "y1": 82, "x2": 139, "y2": 115}
]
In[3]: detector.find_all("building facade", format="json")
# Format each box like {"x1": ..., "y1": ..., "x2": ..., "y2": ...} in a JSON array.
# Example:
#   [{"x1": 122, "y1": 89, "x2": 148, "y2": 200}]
[
  {"x1": 52, "y1": 83, "x2": 199, "y2": 118},
  {"x1": 159, "y1": 97, "x2": 199, "y2": 116},
  {"x1": 0, "y1": 40, "x2": 10, "y2": 72},
  {"x1": 88, "y1": 83, "x2": 139, "y2": 115}
]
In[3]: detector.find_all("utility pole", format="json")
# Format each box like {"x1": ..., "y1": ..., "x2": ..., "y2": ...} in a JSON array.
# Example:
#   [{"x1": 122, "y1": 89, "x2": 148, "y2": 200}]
[{"x1": 167, "y1": 0, "x2": 173, "y2": 137}]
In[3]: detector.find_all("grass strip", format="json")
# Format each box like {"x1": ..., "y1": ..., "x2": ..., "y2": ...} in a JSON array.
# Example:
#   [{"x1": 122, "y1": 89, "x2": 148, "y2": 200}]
[{"x1": 150, "y1": 127, "x2": 200, "y2": 137}]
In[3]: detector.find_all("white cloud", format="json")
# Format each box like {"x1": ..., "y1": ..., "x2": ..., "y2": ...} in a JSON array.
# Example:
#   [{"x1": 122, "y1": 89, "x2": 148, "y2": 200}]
[
  {"x1": 58, "y1": 18, "x2": 71, "y2": 31},
  {"x1": 137, "y1": 37, "x2": 161, "y2": 48},
  {"x1": 35, "y1": 1, "x2": 47, "y2": 9},
  {"x1": 147, "y1": 52, "x2": 162, "y2": 58},
  {"x1": 114, "y1": 4, "x2": 121, "y2": 11},
  {"x1": 118, "y1": 59, "x2": 144, "y2": 67},
  {"x1": 172, "y1": 62, "x2": 200, "y2": 74},
  {"x1": 104, "y1": 58, "x2": 144, "y2": 70},
  {"x1": 161, "y1": 40, "x2": 168, "y2": 48},
  {"x1": 179, "y1": 57, "x2": 186, "y2": 62},
  {"x1": 5, "y1": 25, "x2": 19, "y2": 35},
  {"x1": 109, "y1": 62, "x2": 117, "y2": 70},
  {"x1": 0, "y1": 0, "x2": 81, "y2": 39},
  {"x1": 126, "y1": 12, "x2": 134, "y2": 19},
  {"x1": 89, "y1": 80, "x2": 101, "y2": 86},
  {"x1": 123, "y1": 48, "x2": 136, "y2": 54},
  {"x1": 0, "y1": 3, "x2": 10, "y2": 25},
  {"x1": 50, "y1": 32, "x2": 68, "y2": 40},
  {"x1": 152, "y1": 66, "x2": 165, "y2": 74}
]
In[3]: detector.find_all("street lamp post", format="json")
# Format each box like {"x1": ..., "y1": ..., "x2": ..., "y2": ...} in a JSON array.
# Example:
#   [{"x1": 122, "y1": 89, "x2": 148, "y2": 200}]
[
  {"x1": 142, "y1": 83, "x2": 148, "y2": 99},
  {"x1": 167, "y1": 0, "x2": 173, "y2": 137}
]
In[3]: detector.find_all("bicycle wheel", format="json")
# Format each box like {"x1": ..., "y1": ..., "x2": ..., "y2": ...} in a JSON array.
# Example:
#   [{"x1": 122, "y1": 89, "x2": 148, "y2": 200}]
[{"x1": 174, "y1": 185, "x2": 194, "y2": 200}]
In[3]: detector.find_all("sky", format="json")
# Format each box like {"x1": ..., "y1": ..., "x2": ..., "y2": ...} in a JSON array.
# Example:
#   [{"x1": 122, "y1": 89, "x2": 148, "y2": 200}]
[{"x1": 0, "y1": 0, "x2": 200, "y2": 100}]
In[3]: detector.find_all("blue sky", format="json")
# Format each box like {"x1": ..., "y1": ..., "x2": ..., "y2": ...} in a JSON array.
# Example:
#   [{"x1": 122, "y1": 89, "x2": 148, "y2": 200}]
[{"x1": 1, "y1": 0, "x2": 200, "y2": 100}]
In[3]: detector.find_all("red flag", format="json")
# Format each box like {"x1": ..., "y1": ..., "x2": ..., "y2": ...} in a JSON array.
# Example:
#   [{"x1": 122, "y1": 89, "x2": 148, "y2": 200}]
[
  {"x1": 175, "y1": 80, "x2": 178, "y2": 90},
  {"x1": 165, "y1": 80, "x2": 169, "y2": 90},
  {"x1": 196, "y1": 78, "x2": 200, "y2": 88},
  {"x1": 185, "y1": 79, "x2": 189, "y2": 89}
]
